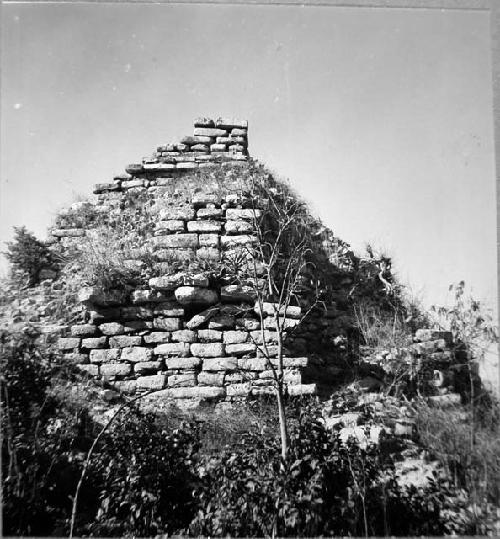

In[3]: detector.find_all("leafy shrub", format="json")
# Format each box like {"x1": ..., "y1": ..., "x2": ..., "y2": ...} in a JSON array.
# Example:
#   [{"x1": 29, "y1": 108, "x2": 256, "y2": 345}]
[
  {"x1": 190, "y1": 402, "x2": 448, "y2": 537},
  {"x1": 4, "y1": 226, "x2": 60, "y2": 286}
]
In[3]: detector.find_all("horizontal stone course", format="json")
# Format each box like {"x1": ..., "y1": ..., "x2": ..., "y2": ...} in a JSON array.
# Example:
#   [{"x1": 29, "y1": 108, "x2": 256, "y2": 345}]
[{"x1": 191, "y1": 342, "x2": 225, "y2": 358}]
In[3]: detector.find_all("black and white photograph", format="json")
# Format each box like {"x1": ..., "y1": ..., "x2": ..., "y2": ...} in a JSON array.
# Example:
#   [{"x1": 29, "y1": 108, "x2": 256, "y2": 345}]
[{"x1": 1, "y1": 0, "x2": 499, "y2": 536}]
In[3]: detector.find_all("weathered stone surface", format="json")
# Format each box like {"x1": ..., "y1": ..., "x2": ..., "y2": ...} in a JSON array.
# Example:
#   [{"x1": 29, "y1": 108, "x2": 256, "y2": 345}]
[
  {"x1": 223, "y1": 330, "x2": 248, "y2": 344},
  {"x1": 175, "y1": 287, "x2": 218, "y2": 306},
  {"x1": 210, "y1": 143, "x2": 227, "y2": 152},
  {"x1": 134, "y1": 361, "x2": 162, "y2": 375},
  {"x1": 216, "y1": 118, "x2": 248, "y2": 129},
  {"x1": 125, "y1": 163, "x2": 144, "y2": 174},
  {"x1": 226, "y1": 343, "x2": 257, "y2": 356},
  {"x1": 249, "y1": 330, "x2": 279, "y2": 344},
  {"x1": 288, "y1": 384, "x2": 317, "y2": 396},
  {"x1": 63, "y1": 353, "x2": 89, "y2": 364},
  {"x1": 220, "y1": 285, "x2": 256, "y2": 303},
  {"x1": 136, "y1": 374, "x2": 167, "y2": 390},
  {"x1": 93, "y1": 182, "x2": 120, "y2": 194},
  {"x1": 191, "y1": 343, "x2": 225, "y2": 358},
  {"x1": 194, "y1": 127, "x2": 228, "y2": 137},
  {"x1": 221, "y1": 235, "x2": 257, "y2": 247},
  {"x1": 194, "y1": 117, "x2": 215, "y2": 127},
  {"x1": 121, "y1": 347, "x2": 154, "y2": 363},
  {"x1": 224, "y1": 220, "x2": 253, "y2": 234},
  {"x1": 177, "y1": 162, "x2": 198, "y2": 170},
  {"x1": 155, "y1": 220, "x2": 185, "y2": 234},
  {"x1": 197, "y1": 247, "x2": 221, "y2": 260},
  {"x1": 228, "y1": 144, "x2": 245, "y2": 153},
  {"x1": 255, "y1": 302, "x2": 302, "y2": 319},
  {"x1": 197, "y1": 207, "x2": 223, "y2": 219},
  {"x1": 226, "y1": 382, "x2": 252, "y2": 397},
  {"x1": 171, "y1": 386, "x2": 227, "y2": 399},
  {"x1": 149, "y1": 274, "x2": 185, "y2": 290},
  {"x1": 154, "y1": 342, "x2": 191, "y2": 357},
  {"x1": 186, "y1": 307, "x2": 219, "y2": 329},
  {"x1": 231, "y1": 127, "x2": 248, "y2": 136},
  {"x1": 198, "y1": 372, "x2": 225, "y2": 386},
  {"x1": 172, "y1": 329, "x2": 197, "y2": 343},
  {"x1": 147, "y1": 304, "x2": 180, "y2": 319},
  {"x1": 187, "y1": 220, "x2": 222, "y2": 233},
  {"x1": 125, "y1": 320, "x2": 152, "y2": 331},
  {"x1": 90, "y1": 349, "x2": 121, "y2": 363},
  {"x1": 263, "y1": 317, "x2": 300, "y2": 330},
  {"x1": 109, "y1": 336, "x2": 142, "y2": 348},
  {"x1": 198, "y1": 234, "x2": 220, "y2": 247},
  {"x1": 100, "y1": 363, "x2": 132, "y2": 377},
  {"x1": 238, "y1": 357, "x2": 268, "y2": 371},
  {"x1": 76, "y1": 363, "x2": 99, "y2": 376},
  {"x1": 168, "y1": 373, "x2": 197, "y2": 388},
  {"x1": 156, "y1": 249, "x2": 196, "y2": 263},
  {"x1": 81, "y1": 337, "x2": 107, "y2": 349},
  {"x1": 152, "y1": 234, "x2": 198, "y2": 249},
  {"x1": 98, "y1": 322, "x2": 129, "y2": 336},
  {"x1": 270, "y1": 357, "x2": 308, "y2": 368},
  {"x1": 71, "y1": 324, "x2": 98, "y2": 337},
  {"x1": 166, "y1": 356, "x2": 202, "y2": 369},
  {"x1": 226, "y1": 208, "x2": 261, "y2": 220},
  {"x1": 78, "y1": 286, "x2": 127, "y2": 307},
  {"x1": 144, "y1": 332, "x2": 171, "y2": 344},
  {"x1": 122, "y1": 179, "x2": 144, "y2": 189},
  {"x1": 153, "y1": 317, "x2": 182, "y2": 331},
  {"x1": 121, "y1": 305, "x2": 154, "y2": 319},
  {"x1": 236, "y1": 317, "x2": 260, "y2": 331},
  {"x1": 159, "y1": 206, "x2": 196, "y2": 221},
  {"x1": 57, "y1": 337, "x2": 81, "y2": 350},
  {"x1": 209, "y1": 315, "x2": 235, "y2": 330},
  {"x1": 198, "y1": 329, "x2": 223, "y2": 342},
  {"x1": 191, "y1": 144, "x2": 209, "y2": 152},
  {"x1": 202, "y1": 357, "x2": 238, "y2": 371},
  {"x1": 183, "y1": 273, "x2": 210, "y2": 287}
]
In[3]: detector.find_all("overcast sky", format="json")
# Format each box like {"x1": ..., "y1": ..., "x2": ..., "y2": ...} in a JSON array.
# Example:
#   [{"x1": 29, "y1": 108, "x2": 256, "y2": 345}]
[{"x1": 1, "y1": 3, "x2": 496, "y2": 313}]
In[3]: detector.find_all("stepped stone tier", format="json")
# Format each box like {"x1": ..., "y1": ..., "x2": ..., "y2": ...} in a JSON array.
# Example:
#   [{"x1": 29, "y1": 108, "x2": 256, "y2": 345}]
[{"x1": 52, "y1": 118, "x2": 363, "y2": 403}]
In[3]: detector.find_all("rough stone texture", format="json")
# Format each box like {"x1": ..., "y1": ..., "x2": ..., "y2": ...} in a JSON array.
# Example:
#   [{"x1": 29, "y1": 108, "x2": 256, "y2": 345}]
[
  {"x1": 198, "y1": 329, "x2": 223, "y2": 342},
  {"x1": 191, "y1": 343, "x2": 225, "y2": 358},
  {"x1": 221, "y1": 285, "x2": 256, "y2": 303},
  {"x1": 175, "y1": 287, "x2": 218, "y2": 306},
  {"x1": 121, "y1": 347, "x2": 154, "y2": 363},
  {"x1": 198, "y1": 372, "x2": 225, "y2": 386},
  {"x1": 57, "y1": 337, "x2": 81, "y2": 350},
  {"x1": 78, "y1": 364, "x2": 99, "y2": 376},
  {"x1": 202, "y1": 357, "x2": 238, "y2": 371},
  {"x1": 223, "y1": 331, "x2": 248, "y2": 344},
  {"x1": 136, "y1": 374, "x2": 167, "y2": 390},
  {"x1": 101, "y1": 363, "x2": 132, "y2": 377},
  {"x1": 226, "y1": 343, "x2": 257, "y2": 356},
  {"x1": 70, "y1": 324, "x2": 98, "y2": 337},
  {"x1": 153, "y1": 318, "x2": 182, "y2": 331},
  {"x1": 90, "y1": 349, "x2": 121, "y2": 363},
  {"x1": 155, "y1": 343, "x2": 191, "y2": 357},
  {"x1": 149, "y1": 274, "x2": 184, "y2": 290},
  {"x1": 81, "y1": 337, "x2": 107, "y2": 349},
  {"x1": 187, "y1": 221, "x2": 222, "y2": 233},
  {"x1": 109, "y1": 336, "x2": 142, "y2": 348},
  {"x1": 168, "y1": 373, "x2": 197, "y2": 388},
  {"x1": 172, "y1": 329, "x2": 197, "y2": 343},
  {"x1": 166, "y1": 357, "x2": 202, "y2": 369},
  {"x1": 134, "y1": 361, "x2": 162, "y2": 375}
]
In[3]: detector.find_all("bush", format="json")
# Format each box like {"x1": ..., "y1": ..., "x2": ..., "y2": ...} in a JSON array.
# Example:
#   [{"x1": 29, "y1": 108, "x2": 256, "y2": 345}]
[{"x1": 4, "y1": 226, "x2": 60, "y2": 286}]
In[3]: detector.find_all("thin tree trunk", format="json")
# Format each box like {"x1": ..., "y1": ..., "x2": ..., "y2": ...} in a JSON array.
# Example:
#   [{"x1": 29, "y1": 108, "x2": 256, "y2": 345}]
[{"x1": 276, "y1": 383, "x2": 288, "y2": 461}]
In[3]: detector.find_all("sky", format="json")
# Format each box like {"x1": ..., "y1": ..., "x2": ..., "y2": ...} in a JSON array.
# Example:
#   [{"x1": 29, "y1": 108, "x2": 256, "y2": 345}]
[{"x1": 1, "y1": 3, "x2": 497, "y2": 315}]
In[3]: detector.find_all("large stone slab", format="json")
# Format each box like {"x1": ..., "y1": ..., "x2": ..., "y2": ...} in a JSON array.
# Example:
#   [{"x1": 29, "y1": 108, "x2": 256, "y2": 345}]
[
  {"x1": 153, "y1": 317, "x2": 182, "y2": 331},
  {"x1": 81, "y1": 337, "x2": 108, "y2": 349},
  {"x1": 70, "y1": 324, "x2": 98, "y2": 337},
  {"x1": 187, "y1": 220, "x2": 222, "y2": 233},
  {"x1": 136, "y1": 374, "x2": 167, "y2": 390},
  {"x1": 100, "y1": 363, "x2": 132, "y2": 377},
  {"x1": 220, "y1": 285, "x2": 256, "y2": 303},
  {"x1": 186, "y1": 307, "x2": 219, "y2": 329},
  {"x1": 90, "y1": 349, "x2": 121, "y2": 363},
  {"x1": 175, "y1": 286, "x2": 218, "y2": 306},
  {"x1": 134, "y1": 361, "x2": 162, "y2": 375},
  {"x1": 166, "y1": 357, "x2": 202, "y2": 369},
  {"x1": 191, "y1": 343, "x2": 225, "y2": 358},
  {"x1": 225, "y1": 208, "x2": 262, "y2": 220},
  {"x1": 109, "y1": 336, "x2": 142, "y2": 348},
  {"x1": 78, "y1": 286, "x2": 128, "y2": 307},
  {"x1": 202, "y1": 357, "x2": 238, "y2": 371},
  {"x1": 172, "y1": 329, "x2": 197, "y2": 343},
  {"x1": 154, "y1": 342, "x2": 191, "y2": 357},
  {"x1": 149, "y1": 274, "x2": 185, "y2": 290},
  {"x1": 159, "y1": 206, "x2": 196, "y2": 221},
  {"x1": 168, "y1": 373, "x2": 197, "y2": 388},
  {"x1": 121, "y1": 347, "x2": 154, "y2": 363},
  {"x1": 215, "y1": 118, "x2": 248, "y2": 129},
  {"x1": 193, "y1": 127, "x2": 228, "y2": 137}
]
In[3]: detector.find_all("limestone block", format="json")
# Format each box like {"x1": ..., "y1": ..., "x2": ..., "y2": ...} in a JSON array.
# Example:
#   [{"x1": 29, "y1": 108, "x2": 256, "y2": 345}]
[
  {"x1": 98, "y1": 322, "x2": 129, "y2": 336},
  {"x1": 238, "y1": 357, "x2": 268, "y2": 371},
  {"x1": 51, "y1": 228, "x2": 85, "y2": 238},
  {"x1": 154, "y1": 342, "x2": 191, "y2": 357},
  {"x1": 168, "y1": 373, "x2": 197, "y2": 388},
  {"x1": 288, "y1": 384, "x2": 317, "y2": 396},
  {"x1": 58, "y1": 337, "x2": 82, "y2": 350},
  {"x1": 166, "y1": 357, "x2": 201, "y2": 369},
  {"x1": 191, "y1": 343, "x2": 225, "y2": 358},
  {"x1": 236, "y1": 317, "x2": 260, "y2": 331},
  {"x1": 197, "y1": 207, "x2": 223, "y2": 219},
  {"x1": 191, "y1": 144, "x2": 209, "y2": 152},
  {"x1": 134, "y1": 361, "x2": 162, "y2": 375},
  {"x1": 113, "y1": 380, "x2": 137, "y2": 394},
  {"x1": 144, "y1": 332, "x2": 171, "y2": 344},
  {"x1": 175, "y1": 155, "x2": 195, "y2": 162},
  {"x1": 221, "y1": 285, "x2": 256, "y2": 303},
  {"x1": 175, "y1": 286, "x2": 218, "y2": 306},
  {"x1": 198, "y1": 162, "x2": 217, "y2": 169},
  {"x1": 198, "y1": 372, "x2": 225, "y2": 386},
  {"x1": 131, "y1": 290, "x2": 167, "y2": 304},
  {"x1": 192, "y1": 193, "x2": 219, "y2": 206},
  {"x1": 136, "y1": 374, "x2": 167, "y2": 390},
  {"x1": 231, "y1": 128, "x2": 248, "y2": 136},
  {"x1": 221, "y1": 235, "x2": 257, "y2": 247},
  {"x1": 121, "y1": 305, "x2": 154, "y2": 319},
  {"x1": 109, "y1": 336, "x2": 142, "y2": 348},
  {"x1": 225, "y1": 208, "x2": 262, "y2": 220},
  {"x1": 100, "y1": 363, "x2": 132, "y2": 377},
  {"x1": 153, "y1": 318, "x2": 182, "y2": 331},
  {"x1": 183, "y1": 273, "x2": 210, "y2": 287},
  {"x1": 194, "y1": 117, "x2": 215, "y2": 127},
  {"x1": 63, "y1": 353, "x2": 89, "y2": 364},
  {"x1": 71, "y1": 324, "x2": 97, "y2": 337},
  {"x1": 223, "y1": 330, "x2": 248, "y2": 344},
  {"x1": 228, "y1": 144, "x2": 245, "y2": 153},
  {"x1": 229, "y1": 135, "x2": 248, "y2": 145},
  {"x1": 263, "y1": 317, "x2": 300, "y2": 330},
  {"x1": 186, "y1": 307, "x2": 219, "y2": 329},
  {"x1": 194, "y1": 127, "x2": 228, "y2": 137},
  {"x1": 210, "y1": 143, "x2": 227, "y2": 152},
  {"x1": 156, "y1": 250, "x2": 196, "y2": 264},
  {"x1": 127, "y1": 321, "x2": 152, "y2": 331},
  {"x1": 216, "y1": 118, "x2": 248, "y2": 129},
  {"x1": 90, "y1": 349, "x2": 121, "y2": 363},
  {"x1": 225, "y1": 220, "x2": 253, "y2": 235},
  {"x1": 77, "y1": 364, "x2": 99, "y2": 376},
  {"x1": 155, "y1": 220, "x2": 185, "y2": 234},
  {"x1": 78, "y1": 287, "x2": 127, "y2": 307},
  {"x1": 125, "y1": 163, "x2": 144, "y2": 174},
  {"x1": 81, "y1": 337, "x2": 107, "y2": 349},
  {"x1": 197, "y1": 247, "x2": 220, "y2": 261},
  {"x1": 121, "y1": 347, "x2": 154, "y2": 363},
  {"x1": 152, "y1": 234, "x2": 199, "y2": 249},
  {"x1": 255, "y1": 302, "x2": 302, "y2": 319},
  {"x1": 216, "y1": 136, "x2": 231, "y2": 144},
  {"x1": 209, "y1": 315, "x2": 235, "y2": 330},
  {"x1": 226, "y1": 343, "x2": 257, "y2": 356},
  {"x1": 153, "y1": 302, "x2": 184, "y2": 317},
  {"x1": 122, "y1": 179, "x2": 144, "y2": 189},
  {"x1": 198, "y1": 329, "x2": 223, "y2": 342},
  {"x1": 187, "y1": 220, "x2": 222, "y2": 233},
  {"x1": 202, "y1": 357, "x2": 238, "y2": 371},
  {"x1": 172, "y1": 329, "x2": 197, "y2": 343},
  {"x1": 249, "y1": 330, "x2": 279, "y2": 344},
  {"x1": 177, "y1": 162, "x2": 198, "y2": 170},
  {"x1": 93, "y1": 183, "x2": 120, "y2": 194},
  {"x1": 159, "y1": 207, "x2": 195, "y2": 221},
  {"x1": 168, "y1": 386, "x2": 226, "y2": 399},
  {"x1": 226, "y1": 382, "x2": 252, "y2": 397},
  {"x1": 149, "y1": 274, "x2": 185, "y2": 290},
  {"x1": 270, "y1": 357, "x2": 308, "y2": 368},
  {"x1": 143, "y1": 163, "x2": 176, "y2": 171}
]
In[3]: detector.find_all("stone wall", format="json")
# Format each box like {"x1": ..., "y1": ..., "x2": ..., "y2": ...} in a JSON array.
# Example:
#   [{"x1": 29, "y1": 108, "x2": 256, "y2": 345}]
[{"x1": 54, "y1": 118, "x2": 355, "y2": 403}]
